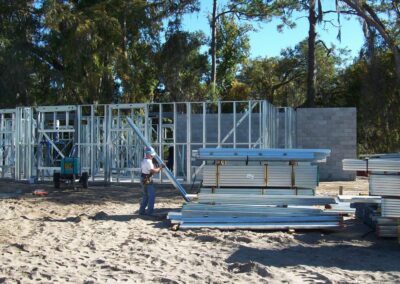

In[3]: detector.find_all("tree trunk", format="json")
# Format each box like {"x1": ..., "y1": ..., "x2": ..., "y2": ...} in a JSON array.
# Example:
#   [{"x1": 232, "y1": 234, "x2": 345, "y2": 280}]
[
  {"x1": 306, "y1": 0, "x2": 317, "y2": 107},
  {"x1": 391, "y1": 45, "x2": 400, "y2": 85},
  {"x1": 210, "y1": 0, "x2": 217, "y2": 98}
]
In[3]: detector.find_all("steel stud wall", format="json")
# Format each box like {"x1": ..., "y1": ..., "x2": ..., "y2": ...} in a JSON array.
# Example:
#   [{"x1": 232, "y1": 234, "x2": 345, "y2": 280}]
[
  {"x1": 0, "y1": 109, "x2": 17, "y2": 179},
  {"x1": 0, "y1": 100, "x2": 295, "y2": 184}
]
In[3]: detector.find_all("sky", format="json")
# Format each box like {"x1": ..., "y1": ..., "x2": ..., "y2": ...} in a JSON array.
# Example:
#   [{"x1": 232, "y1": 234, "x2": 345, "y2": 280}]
[{"x1": 182, "y1": 1, "x2": 365, "y2": 61}]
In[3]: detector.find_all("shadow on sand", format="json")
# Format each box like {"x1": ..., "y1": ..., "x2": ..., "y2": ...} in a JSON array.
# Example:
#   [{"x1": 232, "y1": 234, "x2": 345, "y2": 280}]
[
  {"x1": 0, "y1": 180, "x2": 194, "y2": 205},
  {"x1": 226, "y1": 220, "x2": 400, "y2": 273},
  {"x1": 226, "y1": 241, "x2": 400, "y2": 272}
]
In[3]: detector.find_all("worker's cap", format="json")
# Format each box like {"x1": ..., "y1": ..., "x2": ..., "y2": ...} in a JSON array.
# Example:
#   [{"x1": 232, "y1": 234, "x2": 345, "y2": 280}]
[{"x1": 144, "y1": 146, "x2": 156, "y2": 156}]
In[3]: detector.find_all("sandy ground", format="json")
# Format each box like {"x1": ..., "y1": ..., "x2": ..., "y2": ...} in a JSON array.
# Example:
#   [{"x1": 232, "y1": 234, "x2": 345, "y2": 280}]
[{"x1": 0, "y1": 179, "x2": 399, "y2": 284}]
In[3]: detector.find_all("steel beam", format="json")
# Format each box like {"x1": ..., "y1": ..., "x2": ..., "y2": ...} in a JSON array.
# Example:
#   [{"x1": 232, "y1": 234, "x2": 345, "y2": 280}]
[{"x1": 126, "y1": 117, "x2": 190, "y2": 202}]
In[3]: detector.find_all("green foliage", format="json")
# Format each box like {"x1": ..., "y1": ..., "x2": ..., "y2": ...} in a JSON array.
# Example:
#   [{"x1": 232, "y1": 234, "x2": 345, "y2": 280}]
[
  {"x1": 334, "y1": 50, "x2": 400, "y2": 154},
  {"x1": 0, "y1": 0, "x2": 199, "y2": 106},
  {"x1": 238, "y1": 39, "x2": 343, "y2": 107},
  {"x1": 0, "y1": 0, "x2": 399, "y2": 154},
  {"x1": 0, "y1": 1, "x2": 42, "y2": 107},
  {"x1": 154, "y1": 30, "x2": 209, "y2": 102},
  {"x1": 216, "y1": 14, "x2": 250, "y2": 98}
]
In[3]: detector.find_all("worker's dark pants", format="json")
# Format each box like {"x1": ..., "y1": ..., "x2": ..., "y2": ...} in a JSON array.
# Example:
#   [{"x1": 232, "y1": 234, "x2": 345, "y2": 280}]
[{"x1": 139, "y1": 182, "x2": 155, "y2": 215}]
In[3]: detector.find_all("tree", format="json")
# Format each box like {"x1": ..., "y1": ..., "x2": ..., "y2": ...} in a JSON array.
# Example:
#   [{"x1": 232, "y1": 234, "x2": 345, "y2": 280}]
[
  {"x1": 306, "y1": 0, "x2": 318, "y2": 106},
  {"x1": 339, "y1": 0, "x2": 400, "y2": 84},
  {"x1": 238, "y1": 39, "x2": 343, "y2": 107},
  {"x1": 0, "y1": 0, "x2": 42, "y2": 107},
  {"x1": 336, "y1": 50, "x2": 399, "y2": 153},
  {"x1": 216, "y1": 14, "x2": 250, "y2": 99},
  {"x1": 154, "y1": 30, "x2": 209, "y2": 102},
  {"x1": 28, "y1": 0, "x2": 199, "y2": 104},
  {"x1": 208, "y1": 0, "x2": 293, "y2": 99}
]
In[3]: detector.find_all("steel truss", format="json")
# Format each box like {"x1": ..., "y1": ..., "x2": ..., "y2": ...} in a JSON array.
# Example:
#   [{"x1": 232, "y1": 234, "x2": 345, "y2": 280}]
[{"x1": 0, "y1": 100, "x2": 296, "y2": 184}]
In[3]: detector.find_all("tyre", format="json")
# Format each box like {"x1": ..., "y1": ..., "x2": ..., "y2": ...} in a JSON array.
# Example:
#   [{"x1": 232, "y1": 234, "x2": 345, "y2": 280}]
[
  {"x1": 53, "y1": 172, "x2": 61, "y2": 189},
  {"x1": 81, "y1": 172, "x2": 89, "y2": 189}
]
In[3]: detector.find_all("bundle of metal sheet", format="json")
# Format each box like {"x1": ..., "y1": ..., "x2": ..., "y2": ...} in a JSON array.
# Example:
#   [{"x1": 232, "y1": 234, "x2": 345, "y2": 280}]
[
  {"x1": 167, "y1": 204, "x2": 342, "y2": 230},
  {"x1": 203, "y1": 165, "x2": 266, "y2": 187},
  {"x1": 376, "y1": 217, "x2": 399, "y2": 238},
  {"x1": 267, "y1": 165, "x2": 291, "y2": 187},
  {"x1": 364, "y1": 153, "x2": 400, "y2": 160},
  {"x1": 370, "y1": 175, "x2": 400, "y2": 197},
  {"x1": 343, "y1": 159, "x2": 400, "y2": 172},
  {"x1": 197, "y1": 194, "x2": 336, "y2": 206},
  {"x1": 337, "y1": 195, "x2": 381, "y2": 204},
  {"x1": 200, "y1": 187, "x2": 314, "y2": 196},
  {"x1": 195, "y1": 148, "x2": 331, "y2": 162},
  {"x1": 343, "y1": 158, "x2": 400, "y2": 237},
  {"x1": 169, "y1": 147, "x2": 335, "y2": 230},
  {"x1": 294, "y1": 165, "x2": 318, "y2": 188},
  {"x1": 202, "y1": 164, "x2": 317, "y2": 188},
  {"x1": 169, "y1": 215, "x2": 341, "y2": 224},
  {"x1": 177, "y1": 204, "x2": 338, "y2": 217},
  {"x1": 324, "y1": 203, "x2": 356, "y2": 215},
  {"x1": 264, "y1": 188, "x2": 314, "y2": 196},
  {"x1": 381, "y1": 198, "x2": 400, "y2": 218},
  {"x1": 178, "y1": 222, "x2": 340, "y2": 230}
]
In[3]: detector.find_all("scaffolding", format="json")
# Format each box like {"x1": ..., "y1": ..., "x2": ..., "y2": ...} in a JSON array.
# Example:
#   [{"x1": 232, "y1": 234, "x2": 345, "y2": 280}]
[{"x1": 0, "y1": 100, "x2": 296, "y2": 184}]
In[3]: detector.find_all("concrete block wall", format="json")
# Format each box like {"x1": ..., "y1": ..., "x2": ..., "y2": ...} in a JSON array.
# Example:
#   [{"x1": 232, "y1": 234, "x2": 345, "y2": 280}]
[{"x1": 296, "y1": 108, "x2": 357, "y2": 181}]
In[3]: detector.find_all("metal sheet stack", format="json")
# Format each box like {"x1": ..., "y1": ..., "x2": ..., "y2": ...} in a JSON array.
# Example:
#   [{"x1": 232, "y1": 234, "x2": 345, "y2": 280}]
[
  {"x1": 202, "y1": 164, "x2": 318, "y2": 190},
  {"x1": 343, "y1": 157, "x2": 400, "y2": 238},
  {"x1": 168, "y1": 148, "x2": 343, "y2": 230},
  {"x1": 376, "y1": 217, "x2": 400, "y2": 238}
]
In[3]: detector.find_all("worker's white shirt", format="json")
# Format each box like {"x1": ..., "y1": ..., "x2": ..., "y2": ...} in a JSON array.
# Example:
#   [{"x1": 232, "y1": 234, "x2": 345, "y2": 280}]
[{"x1": 141, "y1": 158, "x2": 154, "y2": 174}]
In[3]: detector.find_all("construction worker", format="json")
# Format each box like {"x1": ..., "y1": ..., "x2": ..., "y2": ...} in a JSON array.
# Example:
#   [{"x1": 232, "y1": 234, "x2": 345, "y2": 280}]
[{"x1": 139, "y1": 146, "x2": 163, "y2": 216}]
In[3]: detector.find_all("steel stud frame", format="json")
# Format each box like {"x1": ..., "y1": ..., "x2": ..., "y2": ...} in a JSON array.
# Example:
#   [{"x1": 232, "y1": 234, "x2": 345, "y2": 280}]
[{"x1": 0, "y1": 100, "x2": 296, "y2": 184}]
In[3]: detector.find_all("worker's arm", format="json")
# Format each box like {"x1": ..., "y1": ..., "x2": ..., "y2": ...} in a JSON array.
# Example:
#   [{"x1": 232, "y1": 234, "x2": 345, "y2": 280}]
[{"x1": 150, "y1": 165, "x2": 164, "y2": 174}]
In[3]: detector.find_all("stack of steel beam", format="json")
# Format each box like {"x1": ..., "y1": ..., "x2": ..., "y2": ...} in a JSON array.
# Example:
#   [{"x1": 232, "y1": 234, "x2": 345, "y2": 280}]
[
  {"x1": 167, "y1": 203, "x2": 341, "y2": 230},
  {"x1": 167, "y1": 147, "x2": 341, "y2": 230},
  {"x1": 381, "y1": 199, "x2": 400, "y2": 218},
  {"x1": 267, "y1": 165, "x2": 292, "y2": 187},
  {"x1": 197, "y1": 194, "x2": 336, "y2": 206},
  {"x1": 376, "y1": 217, "x2": 399, "y2": 238},
  {"x1": 195, "y1": 148, "x2": 331, "y2": 162},
  {"x1": 370, "y1": 175, "x2": 400, "y2": 197},
  {"x1": 200, "y1": 187, "x2": 314, "y2": 196},
  {"x1": 343, "y1": 157, "x2": 400, "y2": 238},
  {"x1": 203, "y1": 165, "x2": 266, "y2": 187},
  {"x1": 202, "y1": 164, "x2": 318, "y2": 189},
  {"x1": 343, "y1": 158, "x2": 400, "y2": 172}
]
